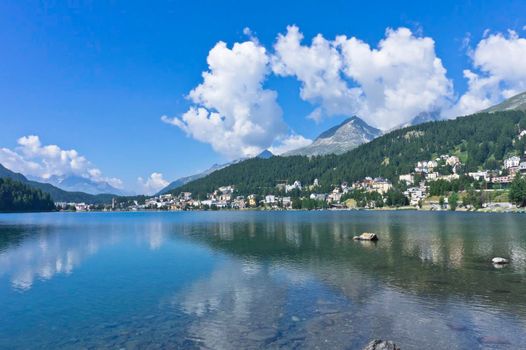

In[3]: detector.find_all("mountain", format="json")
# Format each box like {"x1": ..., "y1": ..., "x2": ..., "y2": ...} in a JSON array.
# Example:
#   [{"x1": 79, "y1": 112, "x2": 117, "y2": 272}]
[
  {"x1": 388, "y1": 111, "x2": 443, "y2": 132},
  {"x1": 481, "y1": 91, "x2": 526, "y2": 113},
  {"x1": 156, "y1": 162, "x2": 233, "y2": 195},
  {"x1": 409, "y1": 110, "x2": 443, "y2": 125},
  {"x1": 256, "y1": 149, "x2": 274, "y2": 159},
  {"x1": 157, "y1": 152, "x2": 271, "y2": 195},
  {"x1": 172, "y1": 109, "x2": 526, "y2": 197},
  {"x1": 43, "y1": 175, "x2": 128, "y2": 195},
  {"x1": 0, "y1": 164, "x2": 115, "y2": 204},
  {"x1": 283, "y1": 116, "x2": 381, "y2": 156}
]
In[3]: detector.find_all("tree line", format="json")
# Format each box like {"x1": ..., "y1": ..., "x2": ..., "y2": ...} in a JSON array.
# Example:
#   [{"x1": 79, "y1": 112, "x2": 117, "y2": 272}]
[{"x1": 0, "y1": 178, "x2": 56, "y2": 212}]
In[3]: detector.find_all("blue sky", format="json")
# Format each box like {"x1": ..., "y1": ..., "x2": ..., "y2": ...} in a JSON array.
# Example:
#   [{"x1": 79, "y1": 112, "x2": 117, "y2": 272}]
[{"x1": 1, "y1": 0, "x2": 526, "y2": 194}]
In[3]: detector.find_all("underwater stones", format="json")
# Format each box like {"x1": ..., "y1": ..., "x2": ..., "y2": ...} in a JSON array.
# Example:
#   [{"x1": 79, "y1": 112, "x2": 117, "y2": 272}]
[
  {"x1": 363, "y1": 339, "x2": 400, "y2": 350},
  {"x1": 353, "y1": 233, "x2": 379, "y2": 241},
  {"x1": 492, "y1": 257, "x2": 509, "y2": 265}
]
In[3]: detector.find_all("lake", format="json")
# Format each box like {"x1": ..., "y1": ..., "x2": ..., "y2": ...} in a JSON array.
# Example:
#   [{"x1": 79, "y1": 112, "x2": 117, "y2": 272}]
[{"x1": 0, "y1": 211, "x2": 525, "y2": 349}]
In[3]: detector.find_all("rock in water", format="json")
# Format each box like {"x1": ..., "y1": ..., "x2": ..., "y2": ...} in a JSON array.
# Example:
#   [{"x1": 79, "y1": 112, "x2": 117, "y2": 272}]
[
  {"x1": 492, "y1": 257, "x2": 509, "y2": 264},
  {"x1": 363, "y1": 339, "x2": 400, "y2": 350},
  {"x1": 353, "y1": 233, "x2": 379, "y2": 241}
]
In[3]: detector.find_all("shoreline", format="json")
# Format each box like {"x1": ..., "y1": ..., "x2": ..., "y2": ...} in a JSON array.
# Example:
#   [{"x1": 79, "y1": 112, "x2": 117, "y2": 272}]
[{"x1": 5, "y1": 206, "x2": 526, "y2": 214}]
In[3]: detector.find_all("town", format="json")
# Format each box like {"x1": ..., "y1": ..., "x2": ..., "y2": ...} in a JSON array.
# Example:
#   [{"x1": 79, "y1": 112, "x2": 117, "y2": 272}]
[{"x1": 58, "y1": 151, "x2": 526, "y2": 213}]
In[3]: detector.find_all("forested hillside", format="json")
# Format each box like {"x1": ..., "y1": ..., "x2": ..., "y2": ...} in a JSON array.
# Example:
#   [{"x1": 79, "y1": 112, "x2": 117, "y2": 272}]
[
  {"x1": 0, "y1": 178, "x2": 56, "y2": 212},
  {"x1": 173, "y1": 110, "x2": 526, "y2": 197}
]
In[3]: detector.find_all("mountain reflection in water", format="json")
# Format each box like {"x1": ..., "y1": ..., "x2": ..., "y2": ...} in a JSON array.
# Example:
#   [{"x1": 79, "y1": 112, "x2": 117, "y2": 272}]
[{"x1": 0, "y1": 211, "x2": 525, "y2": 349}]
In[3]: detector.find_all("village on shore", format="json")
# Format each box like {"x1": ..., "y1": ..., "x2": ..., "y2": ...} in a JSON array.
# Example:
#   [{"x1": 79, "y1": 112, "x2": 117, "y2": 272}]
[{"x1": 57, "y1": 150, "x2": 526, "y2": 213}]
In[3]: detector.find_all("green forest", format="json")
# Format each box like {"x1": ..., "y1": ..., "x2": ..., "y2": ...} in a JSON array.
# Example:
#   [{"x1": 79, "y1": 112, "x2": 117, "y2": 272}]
[
  {"x1": 0, "y1": 178, "x2": 56, "y2": 212},
  {"x1": 173, "y1": 110, "x2": 526, "y2": 198}
]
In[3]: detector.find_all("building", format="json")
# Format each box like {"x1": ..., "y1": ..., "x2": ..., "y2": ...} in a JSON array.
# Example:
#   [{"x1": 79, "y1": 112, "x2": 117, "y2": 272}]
[
  {"x1": 504, "y1": 156, "x2": 521, "y2": 169},
  {"x1": 265, "y1": 195, "x2": 277, "y2": 204},
  {"x1": 399, "y1": 174, "x2": 414, "y2": 185},
  {"x1": 285, "y1": 180, "x2": 302, "y2": 193},
  {"x1": 426, "y1": 172, "x2": 439, "y2": 181},
  {"x1": 180, "y1": 192, "x2": 192, "y2": 201},
  {"x1": 310, "y1": 193, "x2": 327, "y2": 201},
  {"x1": 282, "y1": 197, "x2": 292, "y2": 208},
  {"x1": 404, "y1": 186, "x2": 426, "y2": 206},
  {"x1": 232, "y1": 196, "x2": 246, "y2": 209},
  {"x1": 468, "y1": 171, "x2": 490, "y2": 182},
  {"x1": 327, "y1": 187, "x2": 343, "y2": 202},
  {"x1": 247, "y1": 194, "x2": 257, "y2": 207},
  {"x1": 75, "y1": 203, "x2": 89, "y2": 211},
  {"x1": 492, "y1": 175, "x2": 512, "y2": 184},
  {"x1": 436, "y1": 173, "x2": 460, "y2": 182},
  {"x1": 446, "y1": 156, "x2": 460, "y2": 167},
  {"x1": 371, "y1": 178, "x2": 392, "y2": 194}
]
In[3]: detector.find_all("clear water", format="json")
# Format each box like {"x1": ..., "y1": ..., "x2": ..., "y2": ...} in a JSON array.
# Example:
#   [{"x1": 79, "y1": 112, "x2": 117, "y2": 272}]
[{"x1": 0, "y1": 211, "x2": 525, "y2": 349}]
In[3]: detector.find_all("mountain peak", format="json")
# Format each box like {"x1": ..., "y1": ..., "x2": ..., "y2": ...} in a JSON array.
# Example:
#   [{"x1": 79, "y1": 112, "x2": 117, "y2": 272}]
[
  {"x1": 256, "y1": 149, "x2": 274, "y2": 159},
  {"x1": 284, "y1": 116, "x2": 381, "y2": 157},
  {"x1": 481, "y1": 91, "x2": 526, "y2": 113}
]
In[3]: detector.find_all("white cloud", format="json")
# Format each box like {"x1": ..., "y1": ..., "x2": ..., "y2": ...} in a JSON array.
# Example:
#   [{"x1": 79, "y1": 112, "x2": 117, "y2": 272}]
[
  {"x1": 0, "y1": 135, "x2": 122, "y2": 188},
  {"x1": 137, "y1": 172, "x2": 169, "y2": 195},
  {"x1": 272, "y1": 26, "x2": 453, "y2": 130},
  {"x1": 269, "y1": 134, "x2": 312, "y2": 155},
  {"x1": 450, "y1": 30, "x2": 526, "y2": 116},
  {"x1": 272, "y1": 26, "x2": 362, "y2": 122},
  {"x1": 162, "y1": 39, "x2": 288, "y2": 159}
]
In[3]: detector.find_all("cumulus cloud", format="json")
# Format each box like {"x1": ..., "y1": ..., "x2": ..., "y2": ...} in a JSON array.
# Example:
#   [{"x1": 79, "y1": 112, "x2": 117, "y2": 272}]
[
  {"x1": 163, "y1": 26, "x2": 526, "y2": 156},
  {"x1": 162, "y1": 39, "x2": 288, "y2": 159},
  {"x1": 0, "y1": 135, "x2": 122, "y2": 188},
  {"x1": 272, "y1": 26, "x2": 362, "y2": 122},
  {"x1": 269, "y1": 134, "x2": 312, "y2": 155},
  {"x1": 450, "y1": 30, "x2": 526, "y2": 116},
  {"x1": 137, "y1": 172, "x2": 169, "y2": 195},
  {"x1": 337, "y1": 27, "x2": 453, "y2": 128},
  {"x1": 272, "y1": 26, "x2": 453, "y2": 129}
]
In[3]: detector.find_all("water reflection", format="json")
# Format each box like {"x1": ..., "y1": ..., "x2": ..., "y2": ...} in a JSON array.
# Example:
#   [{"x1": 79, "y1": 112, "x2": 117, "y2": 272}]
[{"x1": 0, "y1": 211, "x2": 525, "y2": 349}]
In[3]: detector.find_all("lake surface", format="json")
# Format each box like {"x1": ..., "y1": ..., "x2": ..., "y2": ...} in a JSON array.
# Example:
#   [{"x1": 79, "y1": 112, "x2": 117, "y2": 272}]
[{"x1": 0, "y1": 211, "x2": 525, "y2": 349}]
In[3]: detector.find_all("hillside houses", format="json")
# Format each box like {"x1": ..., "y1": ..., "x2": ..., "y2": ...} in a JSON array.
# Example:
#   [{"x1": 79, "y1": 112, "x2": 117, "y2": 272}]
[
  {"x1": 112, "y1": 145, "x2": 526, "y2": 212},
  {"x1": 352, "y1": 177, "x2": 393, "y2": 194}
]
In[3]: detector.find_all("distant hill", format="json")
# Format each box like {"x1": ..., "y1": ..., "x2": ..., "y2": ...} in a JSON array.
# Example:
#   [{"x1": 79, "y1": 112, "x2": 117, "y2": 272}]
[
  {"x1": 172, "y1": 110, "x2": 526, "y2": 197},
  {"x1": 42, "y1": 175, "x2": 128, "y2": 196},
  {"x1": 157, "y1": 154, "x2": 265, "y2": 195},
  {"x1": 481, "y1": 91, "x2": 526, "y2": 113},
  {"x1": 284, "y1": 116, "x2": 381, "y2": 156},
  {"x1": 156, "y1": 162, "x2": 234, "y2": 195},
  {"x1": 0, "y1": 164, "x2": 115, "y2": 204}
]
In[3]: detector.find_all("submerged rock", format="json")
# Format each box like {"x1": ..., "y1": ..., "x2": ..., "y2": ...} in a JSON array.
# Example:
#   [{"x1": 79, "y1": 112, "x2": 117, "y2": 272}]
[
  {"x1": 492, "y1": 257, "x2": 509, "y2": 264},
  {"x1": 353, "y1": 233, "x2": 379, "y2": 241},
  {"x1": 478, "y1": 335, "x2": 511, "y2": 345},
  {"x1": 363, "y1": 339, "x2": 400, "y2": 350}
]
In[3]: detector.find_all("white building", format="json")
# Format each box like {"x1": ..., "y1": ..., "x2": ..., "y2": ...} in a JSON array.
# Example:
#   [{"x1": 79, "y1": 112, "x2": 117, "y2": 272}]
[
  {"x1": 399, "y1": 174, "x2": 414, "y2": 184},
  {"x1": 286, "y1": 180, "x2": 302, "y2": 193},
  {"x1": 265, "y1": 195, "x2": 277, "y2": 204},
  {"x1": 310, "y1": 193, "x2": 327, "y2": 201},
  {"x1": 282, "y1": 197, "x2": 292, "y2": 208},
  {"x1": 468, "y1": 171, "x2": 490, "y2": 181},
  {"x1": 404, "y1": 186, "x2": 426, "y2": 206},
  {"x1": 446, "y1": 156, "x2": 460, "y2": 167},
  {"x1": 504, "y1": 156, "x2": 521, "y2": 169}
]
